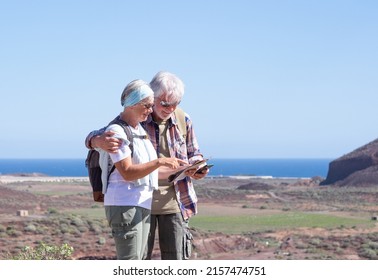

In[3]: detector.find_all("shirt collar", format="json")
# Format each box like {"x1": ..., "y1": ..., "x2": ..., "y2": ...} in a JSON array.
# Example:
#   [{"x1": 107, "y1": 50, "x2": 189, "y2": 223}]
[{"x1": 146, "y1": 112, "x2": 178, "y2": 127}]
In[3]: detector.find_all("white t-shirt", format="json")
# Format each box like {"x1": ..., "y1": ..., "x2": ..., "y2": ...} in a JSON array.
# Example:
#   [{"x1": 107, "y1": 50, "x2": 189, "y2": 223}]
[{"x1": 103, "y1": 123, "x2": 158, "y2": 209}]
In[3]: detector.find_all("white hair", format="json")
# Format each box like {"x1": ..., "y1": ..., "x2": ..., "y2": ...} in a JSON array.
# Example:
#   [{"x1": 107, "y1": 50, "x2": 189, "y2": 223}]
[{"x1": 149, "y1": 71, "x2": 184, "y2": 103}]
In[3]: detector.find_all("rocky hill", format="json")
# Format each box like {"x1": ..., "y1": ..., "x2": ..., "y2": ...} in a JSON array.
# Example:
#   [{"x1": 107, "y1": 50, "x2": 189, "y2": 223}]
[{"x1": 321, "y1": 138, "x2": 378, "y2": 186}]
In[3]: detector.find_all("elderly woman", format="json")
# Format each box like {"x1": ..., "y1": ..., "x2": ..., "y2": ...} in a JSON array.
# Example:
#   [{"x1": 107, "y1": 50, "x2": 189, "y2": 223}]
[{"x1": 98, "y1": 79, "x2": 185, "y2": 260}]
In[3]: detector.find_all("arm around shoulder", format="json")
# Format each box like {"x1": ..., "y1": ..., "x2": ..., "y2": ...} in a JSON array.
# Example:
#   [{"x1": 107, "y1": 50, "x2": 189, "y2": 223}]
[{"x1": 85, "y1": 127, "x2": 107, "y2": 149}]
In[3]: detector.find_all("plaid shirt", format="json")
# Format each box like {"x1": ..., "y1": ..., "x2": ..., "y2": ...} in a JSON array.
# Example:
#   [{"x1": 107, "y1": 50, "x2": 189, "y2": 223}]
[{"x1": 85, "y1": 110, "x2": 203, "y2": 220}]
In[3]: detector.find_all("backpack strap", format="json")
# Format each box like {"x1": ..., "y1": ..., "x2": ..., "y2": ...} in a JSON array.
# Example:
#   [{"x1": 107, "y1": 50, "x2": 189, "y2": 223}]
[
  {"x1": 111, "y1": 118, "x2": 134, "y2": 156},
  {"x1": 174, "y1": 107, "x2": 187, "y2": 140},
  {"x1": 107, "y1": 118, "x2": 134, "y2": 178}
]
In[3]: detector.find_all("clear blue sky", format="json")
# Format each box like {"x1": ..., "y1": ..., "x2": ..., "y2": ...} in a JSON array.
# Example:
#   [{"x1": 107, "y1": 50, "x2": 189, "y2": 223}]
[{"x1": 1, "y1": 0, "x2": 377, "y2": 159}]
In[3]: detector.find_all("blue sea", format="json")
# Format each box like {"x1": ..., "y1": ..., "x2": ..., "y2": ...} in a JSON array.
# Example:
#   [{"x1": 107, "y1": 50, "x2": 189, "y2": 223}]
[{"x1": 0, "y1": 158, "x2": 331, "y2": 178}]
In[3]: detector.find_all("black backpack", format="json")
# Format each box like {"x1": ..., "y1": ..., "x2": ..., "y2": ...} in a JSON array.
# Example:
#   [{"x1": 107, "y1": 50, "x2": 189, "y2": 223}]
[{"x1": 85, "y1": 118, "x2": 133, "y2": 202}]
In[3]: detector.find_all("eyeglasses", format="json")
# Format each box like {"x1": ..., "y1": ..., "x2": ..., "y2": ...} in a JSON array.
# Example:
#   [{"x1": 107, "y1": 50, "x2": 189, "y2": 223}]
[
  {"x1": 141, "y1": 103, "x2": 154, "y2": 109},
  {"x1": 160, "y1": 100, "x2": 180, "y2": 108}
]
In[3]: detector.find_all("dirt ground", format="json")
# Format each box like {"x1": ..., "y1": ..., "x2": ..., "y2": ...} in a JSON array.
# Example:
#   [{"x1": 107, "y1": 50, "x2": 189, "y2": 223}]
[{"x1": 1, "y1": 175, "x2": 378, "y2": 260}]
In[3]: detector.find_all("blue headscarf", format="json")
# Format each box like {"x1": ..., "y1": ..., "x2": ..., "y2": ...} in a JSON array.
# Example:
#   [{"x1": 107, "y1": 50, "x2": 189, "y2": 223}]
[{"x1": 122, "y1": 84, "x2": 154, "y2": 108}]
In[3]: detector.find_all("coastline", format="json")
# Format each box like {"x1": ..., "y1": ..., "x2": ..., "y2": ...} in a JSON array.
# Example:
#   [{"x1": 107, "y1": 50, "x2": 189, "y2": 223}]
[
  {"x1": 0, "y1": 175, "x2": 89, "y2": 184},
  {"x1": 0, "y1": 174, "x2": 312, "y2": 184}
]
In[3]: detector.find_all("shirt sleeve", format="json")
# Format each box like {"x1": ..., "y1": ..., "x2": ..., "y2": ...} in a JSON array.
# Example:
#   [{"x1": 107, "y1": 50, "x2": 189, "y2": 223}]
[
  {"x1": 105, "y1": 124, "x2": 132, "y2": 164},
  {"x1": 184, "y1": 113, "x2": 204, "y2": 164},
  {"x1": 85, "y1": 127, "x2": 106, "y2": 149}
]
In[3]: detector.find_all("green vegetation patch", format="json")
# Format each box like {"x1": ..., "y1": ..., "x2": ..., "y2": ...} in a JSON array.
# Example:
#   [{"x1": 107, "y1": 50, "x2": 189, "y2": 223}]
[
  {"x1": 190, "y1": 212, "x2": 373, "y2": 234},
  {"x1": 32, "y1": 190, "x2": 84, "y2": 196},
  {"x1": 66, "y1": 207, "x2": 106, "y2": 219}
]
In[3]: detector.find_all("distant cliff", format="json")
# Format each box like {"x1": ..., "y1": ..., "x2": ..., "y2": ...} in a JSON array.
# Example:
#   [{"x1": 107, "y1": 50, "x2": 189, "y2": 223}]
[{"x1": 321, "y1": 138, "x2": 378, "y2": 186}]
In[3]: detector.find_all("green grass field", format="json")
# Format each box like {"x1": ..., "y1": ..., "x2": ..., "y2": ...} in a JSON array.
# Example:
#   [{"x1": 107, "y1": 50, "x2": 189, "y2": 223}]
[
  {"x1": 190, "y1": 211, "x2": 373, "y2": 234},
  {"x1": 66, "y1": 205, "x2": 374, "y2": 235}
]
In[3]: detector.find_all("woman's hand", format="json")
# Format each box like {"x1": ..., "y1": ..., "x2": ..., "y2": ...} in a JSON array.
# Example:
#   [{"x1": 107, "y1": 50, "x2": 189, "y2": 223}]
[{"x1": 158, "y1": 158, "x2": 188, "y2": 169}]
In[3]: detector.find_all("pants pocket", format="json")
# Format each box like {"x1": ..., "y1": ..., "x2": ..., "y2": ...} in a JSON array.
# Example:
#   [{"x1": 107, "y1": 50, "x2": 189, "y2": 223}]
[
  {"x1": 112, "y1": 226, "x2": 138, "y2": 259},
  {"x1": 123, "y1": 230, "x2": 137, "y2": 240},
  {"x1": 108, "y1": 207, "x2": 139, "y2": 259},
  {"x1": 122, "y1": 207, "x2": 137, "y2": 226}
]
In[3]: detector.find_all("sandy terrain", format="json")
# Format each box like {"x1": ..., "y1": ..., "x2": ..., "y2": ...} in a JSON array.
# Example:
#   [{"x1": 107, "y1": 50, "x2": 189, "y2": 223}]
[{"x1": 1, "y1": 174, "x2": 378, "y2": 260}]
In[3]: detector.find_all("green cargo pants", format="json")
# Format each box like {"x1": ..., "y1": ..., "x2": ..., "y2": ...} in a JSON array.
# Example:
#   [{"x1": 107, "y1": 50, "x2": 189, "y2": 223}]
[{"x1": 105, "y1": 206, "x2": 151, "y2": 260}]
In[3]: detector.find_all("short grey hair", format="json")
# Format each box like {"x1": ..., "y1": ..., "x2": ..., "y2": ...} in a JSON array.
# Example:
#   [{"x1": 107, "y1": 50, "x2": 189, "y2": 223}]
[
  {"x1": 120, "y1": 79, "x2": 151, "y2": 106},
  {"x1": 149, "y1": 71, "x2": 184, "y2": 103}
]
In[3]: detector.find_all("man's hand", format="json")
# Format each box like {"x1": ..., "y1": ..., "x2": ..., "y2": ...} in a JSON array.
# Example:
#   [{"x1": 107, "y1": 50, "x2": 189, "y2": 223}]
[
  {"x1": 185, "y1": 164, "x2": 209, "y2": 180},
  {"x1": 91, "y1": 131, "x2": 122, "y2": 153}
]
